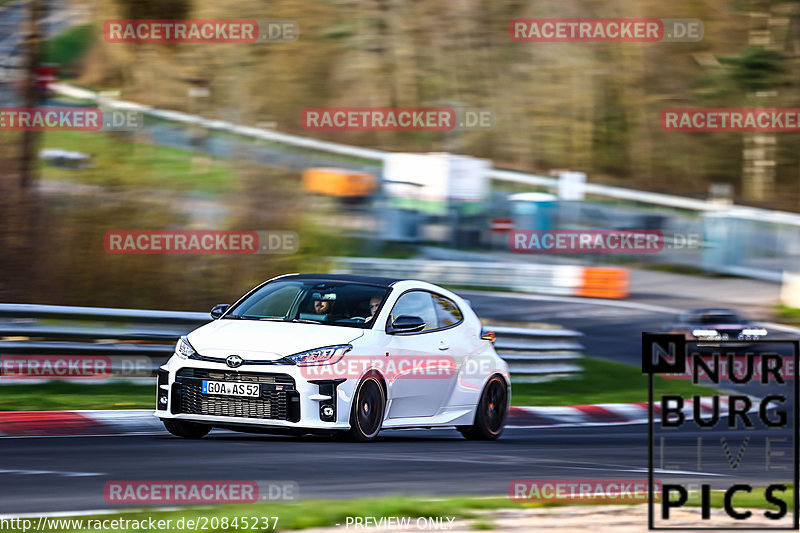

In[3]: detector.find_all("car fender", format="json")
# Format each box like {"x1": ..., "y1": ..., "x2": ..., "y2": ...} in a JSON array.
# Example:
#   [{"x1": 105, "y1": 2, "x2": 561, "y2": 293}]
[{"x1": 446, "y1": 344, "x2": 510, "y2": 408}]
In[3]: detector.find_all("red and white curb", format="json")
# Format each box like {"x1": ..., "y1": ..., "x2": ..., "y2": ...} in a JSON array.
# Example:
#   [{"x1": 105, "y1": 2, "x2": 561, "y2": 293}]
[
  {"x1": 507, "y1": 397, "x2": 744, "y2": 427},
  {"x1": 0, "y1": 398, "x2": 750, "y2": 436},
  {"x1": 0, "y1": 410, "x2": 162, "y2": 436}
]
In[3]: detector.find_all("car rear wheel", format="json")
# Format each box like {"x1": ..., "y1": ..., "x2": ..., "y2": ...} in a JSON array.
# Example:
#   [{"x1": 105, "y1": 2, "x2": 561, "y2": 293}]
[
  {"x1": 345, "y1": 376, "x2": 385, "y2": 442},
  {"x1": 458, "y1": 375, "x2": 508, "y2": 440},
  {"x1": 163, "y1": 419, "x2": 211, "y2": 439}
]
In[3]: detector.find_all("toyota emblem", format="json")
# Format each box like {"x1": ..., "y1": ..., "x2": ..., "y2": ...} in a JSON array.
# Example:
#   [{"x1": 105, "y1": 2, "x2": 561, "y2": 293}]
[{"x1": 226, "y1": 355, "x2": 244, "y2": 368}]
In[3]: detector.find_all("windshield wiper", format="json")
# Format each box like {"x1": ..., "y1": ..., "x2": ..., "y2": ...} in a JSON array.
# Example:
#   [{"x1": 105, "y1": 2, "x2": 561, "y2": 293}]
[{"x1": 285, "y1": 318, "x2": 321, "y2": 324}]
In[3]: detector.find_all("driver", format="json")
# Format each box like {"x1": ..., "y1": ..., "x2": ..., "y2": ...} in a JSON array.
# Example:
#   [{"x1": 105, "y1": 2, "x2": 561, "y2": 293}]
[{"x1": 312, "y1": 292, "x2": 337, "y2": 318}]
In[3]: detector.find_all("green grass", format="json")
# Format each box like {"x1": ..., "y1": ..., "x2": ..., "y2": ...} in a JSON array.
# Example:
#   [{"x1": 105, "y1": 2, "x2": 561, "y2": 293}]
[
  {"x1": 0, "y1": 381, "x2": 154, "y2": 411},
  {"x1": 319, "y1": 236, "x2": 416, "y2": 260},
  {"x1": 42, "y1": 24, "x2": 93, "y2": 65},
  {"x1": 511, "y1": 356, "x2": 717, "y2": 407},
  {"x1": 38, "y1": 130, "x2": 237, "y2": 192},
  {"x1": 4, "y1": 496, "x2": 514, "y2": 532},
  {"x1": 774, "y1": 304, "x2": 800, "y2": 326},
  {"x1": 94, "y1": 112, "x2": 383, "y2": 173},
  {"x1": 0, "y1": 357, "x2": 714, "y2": 411},
  {"x1": 469, "y1": 518, "x2": 497, "y2": 530}
]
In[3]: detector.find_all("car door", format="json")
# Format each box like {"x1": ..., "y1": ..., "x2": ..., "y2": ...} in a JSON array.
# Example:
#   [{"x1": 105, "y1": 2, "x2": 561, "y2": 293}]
[
  {"x1": 429, "y1": 293, "x2": 474, "y2": 405},
  {"x1": 384, "y1": 290, "x2": 453, "y2": 419}
]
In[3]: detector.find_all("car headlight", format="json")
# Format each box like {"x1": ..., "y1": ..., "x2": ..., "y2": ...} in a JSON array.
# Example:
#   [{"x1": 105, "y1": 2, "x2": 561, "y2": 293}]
[
  {"x1": 175, "y1": 336, "x2": 198, "y2": 359},
  {"x1": 692, "y1": 329, "x2": 719, "y2": 337},
  {"x1": 741, "y1": 328, "x2": 767, "y2": 337},
  {"x1": 284, "y1": 345, "x2": 352, "y2": 366}
]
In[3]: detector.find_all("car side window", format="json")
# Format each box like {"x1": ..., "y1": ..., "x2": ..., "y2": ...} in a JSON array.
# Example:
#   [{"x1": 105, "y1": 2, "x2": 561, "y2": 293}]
[
  {"x1": 389, "y1": 291, "x2": 438, "y2": 331},
  {"x1": 432, "y1": 294, "x2": 463, "y2": 328}
]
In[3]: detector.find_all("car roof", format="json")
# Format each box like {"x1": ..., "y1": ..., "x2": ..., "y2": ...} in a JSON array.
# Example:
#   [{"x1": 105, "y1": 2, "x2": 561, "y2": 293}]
[
  {"x1": 686, "y1": 307, "x2": 739, "y2": 315},
  {"x1": 276, "y1": 273, "x2": 402, "y2": 287}
]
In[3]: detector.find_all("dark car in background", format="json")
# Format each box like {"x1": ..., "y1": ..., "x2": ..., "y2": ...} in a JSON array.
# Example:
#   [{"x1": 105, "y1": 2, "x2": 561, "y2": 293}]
[{"x1": 667, "y1": 308, "x2": 768, "y2": 341}]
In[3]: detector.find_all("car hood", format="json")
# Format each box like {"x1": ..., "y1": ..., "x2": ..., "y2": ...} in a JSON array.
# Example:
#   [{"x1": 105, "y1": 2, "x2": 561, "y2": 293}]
[{"x1": 187, "y1": 320, "x2": 365, "y2": 360}]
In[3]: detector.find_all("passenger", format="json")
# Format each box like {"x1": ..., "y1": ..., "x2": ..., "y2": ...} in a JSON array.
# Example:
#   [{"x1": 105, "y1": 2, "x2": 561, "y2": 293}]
[{"x1": 365, "y1": 296, "x2": 382, "y2": 321}]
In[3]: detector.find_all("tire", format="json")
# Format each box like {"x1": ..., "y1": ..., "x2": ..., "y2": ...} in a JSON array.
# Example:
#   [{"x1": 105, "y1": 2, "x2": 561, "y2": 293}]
[
  {"x1": 458, "y1": 375, "x2": 508, "y2": 441},
  {"x1": 345, "y1": 376, "x2": 386, "y2": 442},
  {"x1": 163, "y1": 419, "x2": 212, "y2": 439}
]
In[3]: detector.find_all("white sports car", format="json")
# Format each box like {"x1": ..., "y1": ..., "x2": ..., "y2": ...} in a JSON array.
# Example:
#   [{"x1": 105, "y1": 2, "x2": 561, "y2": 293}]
[{"x1": 155, "y1": 274, "x2": 510, "y2": 441}]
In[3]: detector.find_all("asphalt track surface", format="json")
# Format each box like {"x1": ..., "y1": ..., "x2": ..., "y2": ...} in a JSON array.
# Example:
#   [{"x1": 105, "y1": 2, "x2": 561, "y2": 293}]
[
  {"x1": 0, "y1": 421, "x2": 794, "y2": 515},
  {"x1": 464, "y1": 291, "x2": 674, "y2": 365},
  {"x1": 0, "y1": 294, "x2": 796, "y2": 515}
]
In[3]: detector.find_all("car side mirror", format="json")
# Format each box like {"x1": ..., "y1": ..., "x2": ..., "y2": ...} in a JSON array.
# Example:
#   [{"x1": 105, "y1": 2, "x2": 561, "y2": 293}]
[
  {"x1": 387, "y1": 315, "x2": 426, "y2": 334},
  {"x1": 210, "y1": 304, "x2": 230, "y2": 320}
]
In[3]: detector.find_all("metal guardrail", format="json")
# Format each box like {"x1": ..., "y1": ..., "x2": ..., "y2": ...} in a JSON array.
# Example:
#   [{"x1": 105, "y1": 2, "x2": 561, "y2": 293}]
[
  {"x1": 489, "y1": 326, "x2": 583, "y2": 383},
  {"x1": 51, "y1": 82, "x2": 800, "y2": 227},
  {"x1": 0, "y1": 303, "x2": 208, "y2": 324},
  {"x1": 332, "y1": 257, "x2": 578, "y2": 295},
  {"x1": 0, "y1": 303, "x2": 206, "y2": 382},
  {"x1": 51, "y1": 83, "x2": 386, "y2": 163},
  {"x1": 331, "y1": 257, "x2": 629, "y2": 298},
  {"x1": 0, "y1": 304, "x2": 583, "y2": 383}
]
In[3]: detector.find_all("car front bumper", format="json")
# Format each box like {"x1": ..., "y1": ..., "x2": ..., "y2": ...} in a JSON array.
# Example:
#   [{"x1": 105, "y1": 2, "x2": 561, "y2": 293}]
[{"x1": 154, "y1": 356, "x2": 358, "y2": 430}]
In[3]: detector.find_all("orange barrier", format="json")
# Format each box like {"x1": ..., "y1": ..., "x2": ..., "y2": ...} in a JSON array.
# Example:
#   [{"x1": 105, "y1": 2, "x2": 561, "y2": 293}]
[
  {"x1": 302, "y1": 168, "x2": 377, "y2": 198},
  {"x1": 576, "y1": 267, "x2": 630, "y2": 299}
]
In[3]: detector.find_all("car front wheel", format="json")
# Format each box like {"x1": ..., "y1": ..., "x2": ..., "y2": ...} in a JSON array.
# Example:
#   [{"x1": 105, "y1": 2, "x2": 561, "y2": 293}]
[
  {"x1": 345, "y1": 375, "x2": 385, "y2": 442},
  {"x1": 458, "y1": 375, "x2": 508, "y2": 440},
  {"x1": 163, "y1": 419, "x2": 212, "y2": 439}
]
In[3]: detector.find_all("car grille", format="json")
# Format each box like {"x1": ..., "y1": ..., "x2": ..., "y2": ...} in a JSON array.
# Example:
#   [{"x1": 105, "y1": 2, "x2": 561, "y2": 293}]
[{"x1": 173, "y1": 368, "x2": 299, "y2": 422}]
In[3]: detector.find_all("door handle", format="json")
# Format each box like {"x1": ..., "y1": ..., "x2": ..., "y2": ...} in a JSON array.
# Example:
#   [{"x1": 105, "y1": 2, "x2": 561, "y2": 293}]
[{"x1": 438, "y1": 341, "x2": 449, "y2": 351}]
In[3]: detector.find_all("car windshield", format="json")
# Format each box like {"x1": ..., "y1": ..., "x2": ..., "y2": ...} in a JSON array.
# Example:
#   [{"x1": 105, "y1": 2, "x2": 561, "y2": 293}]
[
  {"x1": 696, "y1": 313, "x2": 741, "y2": 324},
  {"x1": 225, "y1": 279, "x2": 390, "y2": 329}
]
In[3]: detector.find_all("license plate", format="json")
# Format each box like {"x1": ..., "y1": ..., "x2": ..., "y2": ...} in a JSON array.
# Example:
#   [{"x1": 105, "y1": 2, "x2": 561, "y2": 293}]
[{"x1": 202, "y1": 381, "x2": 260, "y2": 397}]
